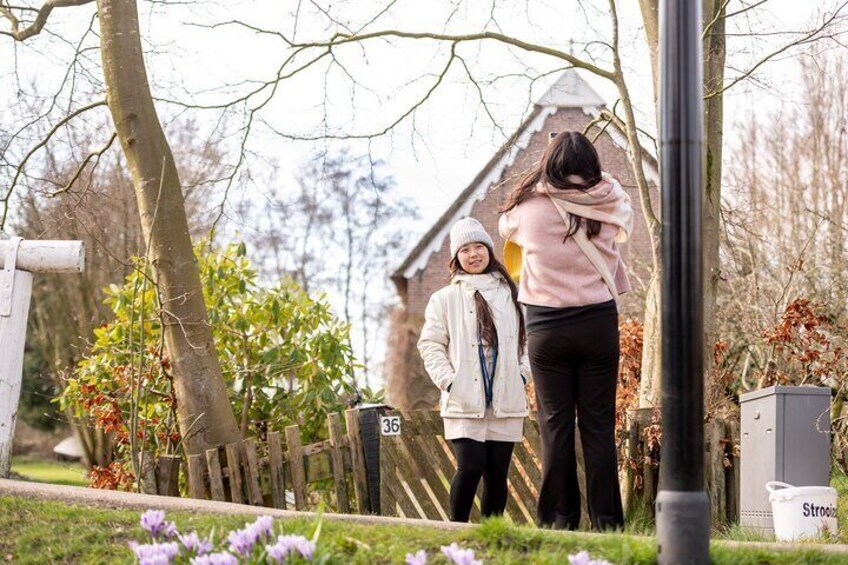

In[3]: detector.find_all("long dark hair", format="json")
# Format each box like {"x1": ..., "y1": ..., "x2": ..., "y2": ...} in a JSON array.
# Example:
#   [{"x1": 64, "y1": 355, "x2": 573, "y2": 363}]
[
  {"x1": 449, "y1": 246, "x2": 526, "y2": 357},
  {"x1": 501, "y1": 131, "x2": 602, "y2": 239}
]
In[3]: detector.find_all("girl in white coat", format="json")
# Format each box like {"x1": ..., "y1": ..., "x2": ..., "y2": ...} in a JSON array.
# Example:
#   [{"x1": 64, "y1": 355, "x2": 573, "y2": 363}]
[{"x1": 418, "y1": 217, "x2": 531, "y2": 522}]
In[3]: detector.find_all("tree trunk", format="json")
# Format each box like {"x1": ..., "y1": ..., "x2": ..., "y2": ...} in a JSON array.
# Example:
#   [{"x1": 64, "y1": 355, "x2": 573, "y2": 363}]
[
  {"x1": 638, "y1": 0, "x2": 660, "y2": 110},
  {"x1": 610, "y1": 1, "x2": 663, "y2": 409},
  {"x1": 637, "y1": 0, "x2": 725, "y2": 406},
  {"x1": 97, "y1": 0, "x2": 240, "y2": 455},
  {"x1": 638, "y1": 273, "x2": 662, "y2": 407},
  {"x1": 702, "y1": 0, "x2": 727, "y2": 386}
]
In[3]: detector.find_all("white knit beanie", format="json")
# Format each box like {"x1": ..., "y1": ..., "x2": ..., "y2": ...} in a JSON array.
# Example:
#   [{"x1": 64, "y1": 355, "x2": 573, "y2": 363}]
[{"x1": 449, "y1": 217, "x2": 494, "y2": 258}]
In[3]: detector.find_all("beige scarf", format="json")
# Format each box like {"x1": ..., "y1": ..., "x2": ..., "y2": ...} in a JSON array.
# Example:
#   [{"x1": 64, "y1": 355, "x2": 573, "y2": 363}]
[
  {"x1": 535, "y1": 172, "x2": 632, "y2": 303},
  {"x1": 536, "y1": 172, "x2": 633, "y2": 243}
]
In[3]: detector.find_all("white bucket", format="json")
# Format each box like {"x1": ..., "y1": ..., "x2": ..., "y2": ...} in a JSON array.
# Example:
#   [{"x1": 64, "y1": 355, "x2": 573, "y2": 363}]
[{"x1": 766, "y1": 481, "x2": 838, "y2": 541}]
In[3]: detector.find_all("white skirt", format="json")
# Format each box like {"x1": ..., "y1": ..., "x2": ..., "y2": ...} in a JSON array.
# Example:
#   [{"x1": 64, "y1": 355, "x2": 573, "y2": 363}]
[{"x1": 443, "y1": 408, "x2": 524, "y2": 442}]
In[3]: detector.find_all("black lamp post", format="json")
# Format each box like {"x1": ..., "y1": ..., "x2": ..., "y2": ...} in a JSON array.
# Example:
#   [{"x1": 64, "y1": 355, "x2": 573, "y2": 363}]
[{"x1": 655, "y1": 0, "x2": 710, "y2": 563}]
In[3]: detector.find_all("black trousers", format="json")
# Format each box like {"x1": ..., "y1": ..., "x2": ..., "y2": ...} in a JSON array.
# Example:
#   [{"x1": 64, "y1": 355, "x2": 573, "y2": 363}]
[
  {"x1": 449, "y1": 438, "x2": 514, "y2": 522},
  {"x1": 528, "y1": 309, "x2": 624, "y2": 530}
]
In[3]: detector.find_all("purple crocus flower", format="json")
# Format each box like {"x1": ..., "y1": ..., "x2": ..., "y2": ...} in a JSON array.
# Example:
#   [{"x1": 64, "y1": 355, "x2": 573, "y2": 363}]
[
  {"x1": 140, "y1": 510, "x2": 165, "y2": 536},
  {"x1": 227, "y1": 527, "x2": 258, "y2": 556},
  {"x1": 130, "y1": 541, "x2": 180, "y2": 564},
  {"x1": 250, "y1": 515, "x2": 274, "y2": 539},
  {"x1": 140, "y1": 509, "x2": 178, "y2": 540},
  {"x1": 441, "y1": 543, "x2": 482, "y2": 565},
  {"x1": 227, "y1": 515, "x2": 276, "y2": 555},
  {"x1": 161, "y1": 521, "x2": 179, "y2": 540},
  {"x1": 178, "y1": 531, "x2": 214, "y2": 555},
  {"x1": 568, "y1": 551, "x2": 613, "y2": 565},
  {"x1": 265, "y1": 534, "x2": 316, "y2": 563},
  {"x1": 189, "y1": 551, "x2": 239, "y2": 565},
  {"x1": 405, "y1": 549, "x2": 428, "y2": 565}
]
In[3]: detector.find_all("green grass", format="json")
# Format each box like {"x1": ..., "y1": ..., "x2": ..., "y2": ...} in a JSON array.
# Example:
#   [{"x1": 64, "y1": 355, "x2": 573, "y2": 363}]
[
  {"x1": 1, "y1": 496, "x2": 846, "y2": 564},
  {"x1": 623, "y1": 470, "x2": 848, "y2": 546},
  {"x1": 622, "y1": 503, "x2": 655, "y2": 536},
  {"x1": 834, "y1": 471, "x2": 848, "y2": 538},
  {"x1": 715, "y1": 522, "x2": 771, "y2": 542},
  {"x1": 712, "y1": 470, "x2": 848, "y2": 545},
  {"x1": 10, "y1": 455, "x2": 88, "y2": 487}
]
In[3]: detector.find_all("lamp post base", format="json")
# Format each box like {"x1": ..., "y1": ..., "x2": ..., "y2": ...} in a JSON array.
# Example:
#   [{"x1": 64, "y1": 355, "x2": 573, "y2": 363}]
[{"x1": 656, "y1": 490, "x2": 710, "y2": 565}]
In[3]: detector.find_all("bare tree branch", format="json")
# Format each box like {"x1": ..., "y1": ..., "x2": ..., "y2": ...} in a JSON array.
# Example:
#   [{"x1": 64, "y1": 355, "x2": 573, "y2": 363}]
[
  {"x1": 703, "y1": 0, "x2": 734, "y2": 40},
  {"x1": 607, "y1": 0, "x2": 660, "y2": 233},
  {"x1": 259, "y1": 42, "x2": 459, "y2": 141},
  {"x1": 1, "y1": 98, "x2": 107, "y2": 228},
  {"x1": 0, "y1": 0, "x2": 95, "y2": 41},
  {"x1": 705, "y1": 1, "x2": 848, "y2": 99},
  {"x1": 725, "y1": 0, "x2": 773, "y2": 21},
  {"x1": 208, "y1": 23, "x2": 617, "y2": 82},
  {"x1": 49, "y1": 131, "x2": 117, "y2": 197}
]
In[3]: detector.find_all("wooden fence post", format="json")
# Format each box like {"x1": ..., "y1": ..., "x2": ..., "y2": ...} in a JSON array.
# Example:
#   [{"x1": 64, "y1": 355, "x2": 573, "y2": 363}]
[
  {"x1": 327, "y1": 413, "x2": 351, "y2": 513},
  {"x1": 574, "y1": 428, "x2": 592, "y2": 530},
  {"x1": 625, "y1": 412, "x2": 643, "y2": 515},
  {"x1": 243, "y1": 439, "x2": 264, "y2": 506},
  {"x1": 285, "y1": 425, "x2": 308, "y2": 510},
  {"x1": 225, "y1": 442, "x2": 245, "y2": 504},
  {"x1": 137, "y1": 450, "x2": 157, "y2": 495},
  {"x1": 206, "y1": 447, "x2": 226, "y2": 502},
  {"x1": 187, "y1": 453, "x2": 207, "y2": 499},
  {"x1": 706, "y1": 419, "x2": 728, "y2": 526},
  {"x1": 345, "y1": 408, "x2": 371, "y2": 514},
  {"x1": 267, "y1": 431, "x2": 287, "y2": 509},
  {"x1": 156, "y1": 455, "x2": 181, "y2": 497},
  {"x1": 727, "y1": 420, "x2": 741, "y2": 523},
  {"x1": 629, "y1": 408, "x2": 659, "y2": 515}
]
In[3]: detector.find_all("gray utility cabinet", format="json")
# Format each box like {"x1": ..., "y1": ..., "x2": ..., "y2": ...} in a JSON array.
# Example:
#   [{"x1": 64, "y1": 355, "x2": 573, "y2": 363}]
[{"x1": 740, "y1": 386, "x2": 831, "y2": 534}]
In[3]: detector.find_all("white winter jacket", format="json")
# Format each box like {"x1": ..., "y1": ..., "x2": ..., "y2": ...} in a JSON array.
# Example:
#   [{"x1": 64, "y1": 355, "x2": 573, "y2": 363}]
[{"x1": 418, "y1": 272, "x2": 532, "y2": 419}]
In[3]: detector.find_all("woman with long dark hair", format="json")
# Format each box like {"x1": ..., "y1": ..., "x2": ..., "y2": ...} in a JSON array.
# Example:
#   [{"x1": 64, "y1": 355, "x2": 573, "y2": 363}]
[
  {"x1": 499, "y1": 131, "x2": 632, "y2": 530},
  {"x1": 418, "y1": 217, "x2": 531, "y2": 522}
]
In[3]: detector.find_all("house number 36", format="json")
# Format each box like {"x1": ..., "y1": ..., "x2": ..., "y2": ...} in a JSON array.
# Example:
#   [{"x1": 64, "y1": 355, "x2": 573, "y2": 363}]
[{"x1": 380, "y1": 416, "x2": 401, "y2": 436}]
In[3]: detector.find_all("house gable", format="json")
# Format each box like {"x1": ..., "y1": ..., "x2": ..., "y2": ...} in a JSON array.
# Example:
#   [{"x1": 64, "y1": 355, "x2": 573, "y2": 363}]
[
  {"x1": 393, "y1": 70, "x2": 658, "y2": 298},
  {"x1": 383, "y1": 71, "x2": 660, "y2": 409}
]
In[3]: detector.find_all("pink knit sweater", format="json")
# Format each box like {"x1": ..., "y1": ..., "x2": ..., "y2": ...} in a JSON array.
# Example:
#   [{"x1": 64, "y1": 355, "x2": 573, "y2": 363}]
[{"x1": 499, "y1": 194, "x2": 632, "y2": 308}]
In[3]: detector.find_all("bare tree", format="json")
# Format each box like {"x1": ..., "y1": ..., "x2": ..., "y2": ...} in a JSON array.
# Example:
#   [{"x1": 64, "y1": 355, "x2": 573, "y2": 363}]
[
  {"x1": 716, "y1": 53, "x2": 848, "y2": 465},
  {"x1": 244, "y1": 150, "x2": 418, "y2": 387},
  {"x1": 720, "y1": 51, "x2": 848, "y2": 396},
  {"x1": 239, "y1": 0, "x2": 843, "y2": 409},
  {"x1": 5, "y1": 0, "x2": 845, "y2": 430},
  {"x1": 2, "y1": 0, "x2": 241, "y2": 455},
  {"x1": 726, "y1": 53, "x2": 848, "y2": 306},
  {"x1": 637, "y1": 0, "x2": 847, "y2": 406},
  {"x1": 14, "y1": 115, "x2": 230, "y2": 465}
]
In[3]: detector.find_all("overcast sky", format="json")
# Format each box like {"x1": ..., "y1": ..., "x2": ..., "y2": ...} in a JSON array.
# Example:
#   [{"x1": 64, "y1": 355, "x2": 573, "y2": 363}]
[
  {"x1": 3, "y1": 0, "x2": 842, "y2": 229},
  {"x1": 2, "y1": 0, "x2": 845, "y2": 382}
]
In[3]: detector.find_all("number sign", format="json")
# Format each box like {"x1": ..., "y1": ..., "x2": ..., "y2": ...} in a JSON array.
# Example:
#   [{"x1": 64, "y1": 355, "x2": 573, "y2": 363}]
[{"x1": 380, "y1": 415, "x2": 401, "y2": 436}]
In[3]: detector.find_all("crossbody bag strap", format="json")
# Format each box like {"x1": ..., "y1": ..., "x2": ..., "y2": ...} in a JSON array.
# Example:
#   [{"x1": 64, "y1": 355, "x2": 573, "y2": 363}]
[{"x1": 546, "y1": 195, "x2": 620, "y2": 304}]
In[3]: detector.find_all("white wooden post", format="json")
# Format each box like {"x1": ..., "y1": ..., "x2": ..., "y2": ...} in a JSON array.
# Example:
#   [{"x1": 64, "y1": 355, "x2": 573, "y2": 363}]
[{"x1": 0, "y1": 239, "x2": 84, "y2": 478}]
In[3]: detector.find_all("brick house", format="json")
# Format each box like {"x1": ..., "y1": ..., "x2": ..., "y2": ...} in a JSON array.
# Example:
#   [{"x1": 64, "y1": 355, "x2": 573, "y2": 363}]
[{"x1": 384, "y1": 70, "x2": 658, "y2": 410}]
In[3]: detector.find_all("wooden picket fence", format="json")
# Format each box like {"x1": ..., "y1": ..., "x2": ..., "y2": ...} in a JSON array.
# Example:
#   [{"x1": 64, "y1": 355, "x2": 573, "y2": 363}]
[
  {"x1": 184, "y1": 410, "x2": 375, "y2": 513},
  {"x1": 178, "y1": 406, "x2": 590, "y2": 526},
  {"x1": 175, "y1": 406, "x2": 741, "y2": 528},
  {"x1": 376, "y1": 408, "x2": 546, "y2": 524}
]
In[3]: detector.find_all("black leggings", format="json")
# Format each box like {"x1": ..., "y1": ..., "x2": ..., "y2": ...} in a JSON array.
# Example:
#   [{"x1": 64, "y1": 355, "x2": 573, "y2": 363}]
[
  {"x1": 449, "y1": 438, "x2": 514, "y2": 522},
  {"x1": 529, "y1": 309, "x2": 624, "y2": 531}
]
